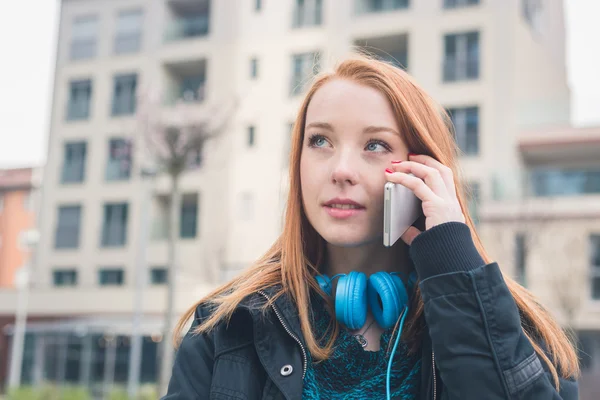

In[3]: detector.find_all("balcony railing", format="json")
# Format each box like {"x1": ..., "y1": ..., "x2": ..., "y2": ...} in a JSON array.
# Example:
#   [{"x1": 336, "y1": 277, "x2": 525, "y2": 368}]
[
  {"x1": 357, "y1": 0, "x2": 409, "y2": 14},
  {"x1": 164, "y1": 15, "x2": 209, "y2": 41}
]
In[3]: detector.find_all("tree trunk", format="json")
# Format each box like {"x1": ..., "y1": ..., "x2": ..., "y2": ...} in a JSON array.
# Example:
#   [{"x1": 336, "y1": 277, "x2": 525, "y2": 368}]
[{"x1": 158, "y1": 174, "x2": 181, "y2": 396}]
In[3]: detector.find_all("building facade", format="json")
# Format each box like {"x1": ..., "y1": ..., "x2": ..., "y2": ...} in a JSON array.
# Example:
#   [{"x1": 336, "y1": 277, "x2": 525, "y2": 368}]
[{"x1": 3, "y1": 0, "x2": 595, "y2": 396}]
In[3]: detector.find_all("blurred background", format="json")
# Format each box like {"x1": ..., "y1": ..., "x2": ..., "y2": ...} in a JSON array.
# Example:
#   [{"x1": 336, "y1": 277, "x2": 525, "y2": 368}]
[{"x1": 0, "y1": 0, "x2": 599, "y2": 399}]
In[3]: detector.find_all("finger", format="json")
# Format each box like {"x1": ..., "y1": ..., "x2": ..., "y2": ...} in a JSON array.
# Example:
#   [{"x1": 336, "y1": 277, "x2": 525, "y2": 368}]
[
  {"x1": 407, "y1": 154, "x2": 457, "y2": 198},
  {"x1": 401, "y1": 226, "x2": 421, "y2": 246},
  {"x1": 390, "y1": 161, "x2": 449, "y2": 199},
  {"x1": 385, "y1": 169, "x2": 440, "y2": 203}
]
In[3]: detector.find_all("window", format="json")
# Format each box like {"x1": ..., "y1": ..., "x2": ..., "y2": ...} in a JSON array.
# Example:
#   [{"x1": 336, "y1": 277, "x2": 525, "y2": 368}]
[
  {"x1": 357, "y1": 0, "x2": 409, "y2": 14},
  {"x1": 61, "y1": 141, "x2": 87, "y2": 184},
  {"x1": 53, "y1": 269, "x2": 78, "y2": 287},
  {"x1": 529, "y1": 168, "x2": 600, "y2": 197},
  {"x1": 591, "y1": 235, "x2": 600, "y2": 300},
  {"x1": 447, "y1": 106, "x2": 479, "y2": 155},
  {"x1": 54, "y1": 205, "x2": 82, "y2": 249},
  {"x1": 255, "y1": 0, "x2": 262, "y2": 11},
  {"x1": 67, "y1": 79, "x2": 92, "y2": 120},
  {"x1": 101, "y1": 203, "x2": 128, "y2": 247},
  {"x1": 515, "y1": 233, "x2": 527, "y2": 286},
  {"x1": 99, "y1": 268, "x2": 125, "y2": 286},
  {"x1": 444, "y1": 0, "x2": 479, "y2": 8},
  {"x1": 290, "y1": 52, "x2": 321, "y2": 96},
  {"x1": 180, "y1": 194, "x2": 198, "y2": 238},
  {"x1": 522, "y1": 0, "x2": 543, "y2": 32},
  {"x1": 292, "y1": 0, "x2": 323, "y2": 28},
  {"x1": 354, "y1": 34, "x2": 409, "y2": 71},
  {"x1": 247, "y1": 126, "x2": 256, "y2": 147},
  {"x1": 239, "y1": 192, "x2": 254, "y2": 220},
  {"x1": 150, "y1": 267, "x2": 168, "y2": 285},
  {"x1": 164, "y1": 5, "x2": 210, "y2": 41},
  {"x1": 577, "y1": 330, "x2": 600, "y2": 372},
  {"x1": 443, "y1": 32, "x2": 479, "y2": 82},
  {"x1": 106, "y1": 138, "x2": 132, "y2": 181},
  {"x1": 250, "y1": 58, "x2": 259, "y2": 79},
  {"x1": 115, "y1": 10, "x2": 143, "y2": 54},
  {"x1": 70, "y1": 16, "x2": 98, "y2": 60},
  {"x1": 111, "y1": 73, "x2": 138, "y2": 116}
]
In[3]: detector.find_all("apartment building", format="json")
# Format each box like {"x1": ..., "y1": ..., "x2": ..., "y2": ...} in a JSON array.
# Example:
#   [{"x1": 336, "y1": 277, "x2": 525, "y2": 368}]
[
  {"x1": 479, "y1": 125, "x2": 600, "y2": 397},
  {"x1": 1, "y1": 0, "x2": 586, "y2": 394}
]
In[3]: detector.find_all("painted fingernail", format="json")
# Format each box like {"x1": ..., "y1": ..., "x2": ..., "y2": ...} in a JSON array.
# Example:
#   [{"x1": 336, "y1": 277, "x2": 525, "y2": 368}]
[
  {"x1": 385, "y1": 168, "x2": 394, "y2": 173},
  {"x1": 408, "y1": 153, "x2": 417, "y2": 157},
  {"x1": 391, "y1": 160, "x2": 402, "y2": 164}
]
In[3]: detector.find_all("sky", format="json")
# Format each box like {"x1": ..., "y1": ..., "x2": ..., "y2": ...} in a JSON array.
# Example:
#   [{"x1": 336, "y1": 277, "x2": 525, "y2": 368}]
[{"x1": 0, "y1": 1, "x2": 598, "y2": 169}]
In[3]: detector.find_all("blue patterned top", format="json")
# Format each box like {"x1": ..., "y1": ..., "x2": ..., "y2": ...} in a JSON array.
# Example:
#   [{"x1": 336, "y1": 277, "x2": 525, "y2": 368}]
[{"x1": 302, "y1": 294, "x2": 421, "y2": 399}]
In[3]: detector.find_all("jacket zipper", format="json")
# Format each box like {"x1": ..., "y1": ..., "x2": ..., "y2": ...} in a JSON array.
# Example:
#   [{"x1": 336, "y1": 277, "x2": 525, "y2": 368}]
[
  {"x1": 258, "y1": 290, "x2": 308, "y2": 380},
  {"x1": 432, "y1": 351, "x2": 437, "y2": 400}
]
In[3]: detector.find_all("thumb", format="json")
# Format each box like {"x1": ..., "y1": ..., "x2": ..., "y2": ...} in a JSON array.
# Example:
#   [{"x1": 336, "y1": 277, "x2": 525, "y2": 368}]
[{"x1": 401, "y1": 226, "x2": 422, "y2": 246}]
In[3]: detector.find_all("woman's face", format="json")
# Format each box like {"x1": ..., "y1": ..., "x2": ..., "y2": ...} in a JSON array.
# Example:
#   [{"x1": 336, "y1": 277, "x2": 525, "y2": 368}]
[{"x1": 300, "y1": 79, "x2": 410, "y2": 247}]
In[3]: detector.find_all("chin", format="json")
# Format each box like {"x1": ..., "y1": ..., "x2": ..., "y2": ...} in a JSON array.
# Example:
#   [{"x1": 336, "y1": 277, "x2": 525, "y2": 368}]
[{"x1": 321, "y1": 231, "x2": 378, "y2": 248}]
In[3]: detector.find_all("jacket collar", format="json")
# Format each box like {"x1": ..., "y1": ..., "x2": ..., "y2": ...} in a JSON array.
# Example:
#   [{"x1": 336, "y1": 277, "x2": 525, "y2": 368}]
[{"x1": 245, "y1": 285, "x2": 440, "y2": 399}]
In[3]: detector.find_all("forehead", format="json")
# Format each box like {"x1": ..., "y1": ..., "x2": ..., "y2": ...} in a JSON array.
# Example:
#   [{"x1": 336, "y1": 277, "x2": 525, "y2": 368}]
[{"x1": 305, "y1": 79, "x2": 398, "y2": 129}]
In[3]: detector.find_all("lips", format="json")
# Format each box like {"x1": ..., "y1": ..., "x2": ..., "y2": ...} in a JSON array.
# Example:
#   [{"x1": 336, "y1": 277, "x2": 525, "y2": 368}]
[
  {"x1": 323, "y1": 198, "x2": 365, "y2": 209},
  {"x1": 323, "y1": 198, "x2": 365, "y2": 219}
]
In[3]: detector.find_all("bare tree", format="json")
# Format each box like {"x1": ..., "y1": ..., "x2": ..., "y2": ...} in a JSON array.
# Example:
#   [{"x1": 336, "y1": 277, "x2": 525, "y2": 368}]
[{"x1": 134, "y1": 84, "x2": 238, "y2": 396}]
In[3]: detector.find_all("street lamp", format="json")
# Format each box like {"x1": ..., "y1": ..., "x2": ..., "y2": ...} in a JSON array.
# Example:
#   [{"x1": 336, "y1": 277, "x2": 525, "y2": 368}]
[
  {"x1": 8, "y1": 229, "x2": 39, "y2": 390},
  {"x1": 127, "y1": 166, "x2": 157, "y2": 398}
]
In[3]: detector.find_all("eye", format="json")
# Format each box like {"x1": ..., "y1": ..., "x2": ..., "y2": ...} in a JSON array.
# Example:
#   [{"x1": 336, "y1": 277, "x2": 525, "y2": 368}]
[
  {"x1": 307, "y1": 134, "x2": 329, "y2": 148},
  {"x1": 365, "y1": 139, "x2": 391, "y2": 153}
]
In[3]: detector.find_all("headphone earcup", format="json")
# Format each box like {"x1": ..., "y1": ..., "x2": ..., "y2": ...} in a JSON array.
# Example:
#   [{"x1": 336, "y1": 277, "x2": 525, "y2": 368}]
[
  {"x1": 368, "y1": 272, "x2": 409, "y2": 329},
  {"x1": 315, "y1": 274, "x2": 332, "y2": 296},
  {"x1": 335, "y1": 271, "x2": 368, "y2": 330}
]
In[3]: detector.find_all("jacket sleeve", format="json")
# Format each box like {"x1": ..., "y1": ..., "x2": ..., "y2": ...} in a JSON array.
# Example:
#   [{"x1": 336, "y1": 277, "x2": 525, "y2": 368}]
[
  {"x1": 409, "y1": 222, "x2": 578, "y2": 400},
  {"x1": 162, "y1": 306, "x2": 214, "y2": 399}
]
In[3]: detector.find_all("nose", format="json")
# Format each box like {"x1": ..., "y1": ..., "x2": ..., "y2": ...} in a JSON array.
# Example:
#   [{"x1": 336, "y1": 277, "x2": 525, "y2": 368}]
[{"x1": 330, "y1": 151, "x2": 359, "y2": 186}]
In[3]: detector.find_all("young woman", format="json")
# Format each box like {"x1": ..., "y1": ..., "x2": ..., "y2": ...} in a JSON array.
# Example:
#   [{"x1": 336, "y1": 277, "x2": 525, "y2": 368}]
[{"x1": 163, "y1": 55, "x2": 580, "y2": 399}]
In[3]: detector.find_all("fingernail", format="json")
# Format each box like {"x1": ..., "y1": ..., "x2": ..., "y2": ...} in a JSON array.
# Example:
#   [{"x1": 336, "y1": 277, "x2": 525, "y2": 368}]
[
  {"x1": 385, "y1": 168, "x2": 394, "y2": 173},
  {"x1": 408, "y1": 153, "x2": 417, "y2": 157},
  {"x1": 391, "y1": 160, "x2": 402, "y2": 164}
]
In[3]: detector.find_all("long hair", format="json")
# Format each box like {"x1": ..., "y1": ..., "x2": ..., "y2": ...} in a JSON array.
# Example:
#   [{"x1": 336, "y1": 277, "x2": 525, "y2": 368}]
[{"x1": 174, "y1": 54, "x2": 579, "y2": 387}]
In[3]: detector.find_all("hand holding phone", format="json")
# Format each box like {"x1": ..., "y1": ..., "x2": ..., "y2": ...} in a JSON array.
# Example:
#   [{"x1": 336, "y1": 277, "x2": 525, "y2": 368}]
[{"x1": 383, "y1": 180, "x2": 421, "y2": 247}]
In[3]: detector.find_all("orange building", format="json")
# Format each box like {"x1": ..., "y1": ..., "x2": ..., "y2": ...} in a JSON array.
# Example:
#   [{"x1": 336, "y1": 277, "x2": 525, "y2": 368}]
[{"x1": 0, "y1": 168, "x2": 38, "y2": 288}]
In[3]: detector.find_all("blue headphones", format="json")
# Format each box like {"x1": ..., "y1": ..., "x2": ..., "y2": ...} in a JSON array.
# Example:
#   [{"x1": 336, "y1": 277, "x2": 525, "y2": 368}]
[
  {"x1": 316, "y1": 270, "x2": 418, "y2": 400},
  {"x1": 315, "y1": 270, "x2": 417, "y2": 330}
]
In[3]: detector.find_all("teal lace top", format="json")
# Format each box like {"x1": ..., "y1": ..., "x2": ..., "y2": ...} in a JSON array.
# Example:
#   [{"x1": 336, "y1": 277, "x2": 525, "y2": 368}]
[{"x1": 302, "y1": 294, "x2": 421, "y2": 399}]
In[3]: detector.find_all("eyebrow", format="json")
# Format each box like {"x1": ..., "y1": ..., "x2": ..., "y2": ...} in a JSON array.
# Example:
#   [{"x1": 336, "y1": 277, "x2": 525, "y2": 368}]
[{"x1": 305, "y1": 121, "x2": 399, "y2": 136}]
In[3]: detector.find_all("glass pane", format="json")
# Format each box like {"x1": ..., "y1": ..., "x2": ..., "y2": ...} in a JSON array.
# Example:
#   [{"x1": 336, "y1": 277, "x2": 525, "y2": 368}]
[
  {"x1": 591, "y1": 235, "x2": 600, "y2": 267},
  {"x1": 180, "y1": 194, "x2": 198, "y2": 238},
  {"x1": 593, "y1": 277, "x2": 600, "y2": 300}
]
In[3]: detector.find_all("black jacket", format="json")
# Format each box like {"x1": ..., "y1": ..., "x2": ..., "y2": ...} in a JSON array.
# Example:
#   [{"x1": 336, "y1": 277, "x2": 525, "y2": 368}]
[{"x1": 163, "y1": 223, "x2": 579, "y2": 399}]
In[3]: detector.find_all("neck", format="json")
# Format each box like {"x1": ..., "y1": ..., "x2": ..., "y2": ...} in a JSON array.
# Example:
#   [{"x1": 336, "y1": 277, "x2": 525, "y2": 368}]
[{"x1": 323, "y1": 239, "x2": 412, "y2": 278}]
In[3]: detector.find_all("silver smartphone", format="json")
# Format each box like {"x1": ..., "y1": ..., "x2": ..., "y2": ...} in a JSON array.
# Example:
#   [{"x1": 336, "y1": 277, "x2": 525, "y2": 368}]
[{"x1": 383, "y1": 181, "x2": 421, "y2": 247}]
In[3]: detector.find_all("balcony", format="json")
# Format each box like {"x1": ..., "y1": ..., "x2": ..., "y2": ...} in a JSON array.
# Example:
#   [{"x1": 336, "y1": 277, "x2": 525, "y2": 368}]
[
  {"x1": 163, "y1": 59, "x2": 207, "y2": 106},
  {"x1": 518, "y1": 125, "x2": 600, "y2": 165},
  {"x1": 164, "y1": 0, "x2": 210, "y2": 42},
  {"x1": 354, "y1": 33, "x2": 408, "y2": 70}
]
